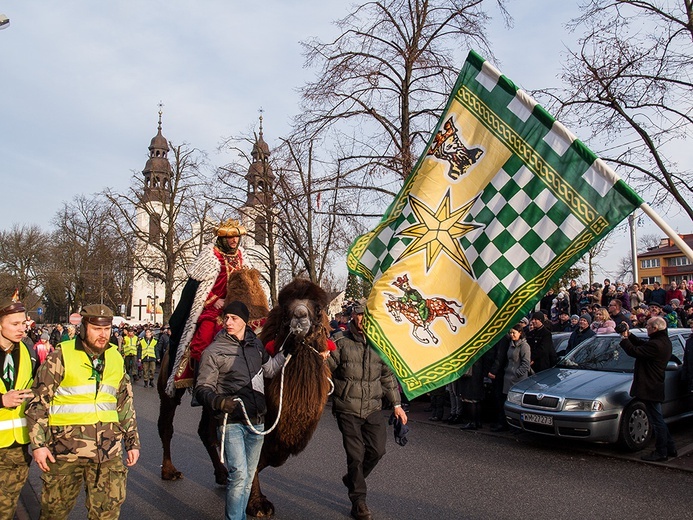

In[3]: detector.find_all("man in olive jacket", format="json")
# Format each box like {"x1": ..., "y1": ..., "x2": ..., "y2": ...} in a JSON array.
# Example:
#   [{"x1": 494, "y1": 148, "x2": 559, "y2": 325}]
[
  {"x1": 620, "y1": 316, "x2": 677, "y2": 462},
  {"x1": 328, "y1": 304, "x2": 407, "y2": 520}
]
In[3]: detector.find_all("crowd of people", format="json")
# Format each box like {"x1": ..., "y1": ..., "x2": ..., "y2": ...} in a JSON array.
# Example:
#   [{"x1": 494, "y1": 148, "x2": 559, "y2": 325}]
[{"x1": 423, "y1": 278, "x2": 693, "y2": 446}]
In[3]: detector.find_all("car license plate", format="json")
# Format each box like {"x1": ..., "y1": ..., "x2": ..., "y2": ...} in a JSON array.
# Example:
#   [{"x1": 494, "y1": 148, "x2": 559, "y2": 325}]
[{"x1": 521, "y1": 413, "x2": 553, "y2": 426}]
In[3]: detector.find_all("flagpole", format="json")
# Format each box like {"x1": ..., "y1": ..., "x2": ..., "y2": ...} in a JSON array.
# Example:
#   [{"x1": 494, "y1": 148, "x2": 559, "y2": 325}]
[{"x1": 639, "y1": 202, "x2": 693, "y2": 263}]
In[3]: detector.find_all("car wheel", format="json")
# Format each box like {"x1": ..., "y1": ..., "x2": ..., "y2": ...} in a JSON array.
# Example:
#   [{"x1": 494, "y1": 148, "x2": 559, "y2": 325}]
[{"x1": 619, "y1": 401, "x2": 651, "y2": 452}]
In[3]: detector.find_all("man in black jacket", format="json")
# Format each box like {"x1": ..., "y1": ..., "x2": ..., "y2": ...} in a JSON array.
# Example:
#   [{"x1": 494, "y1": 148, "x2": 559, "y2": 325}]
[
  {"x1": 526, "y1": 312, "x2": 557, "y2": 373},
  {"x1": 619, "y1": 317, "x2": 676, "y2": 462},
  {"x1": 328, "y1": 304, "x2": 407, "y2": 520}
]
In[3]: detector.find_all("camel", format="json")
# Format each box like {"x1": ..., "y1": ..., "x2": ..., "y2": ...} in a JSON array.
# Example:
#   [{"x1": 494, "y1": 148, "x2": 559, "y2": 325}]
[{"x1": 246, "y1": 278, "x2": 333, "y2": 518}]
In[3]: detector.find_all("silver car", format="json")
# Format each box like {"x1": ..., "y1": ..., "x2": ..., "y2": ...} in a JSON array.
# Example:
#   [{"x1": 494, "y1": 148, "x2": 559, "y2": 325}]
[{"x1": 504, "y1": 329, "x2": 693, "y2": 451}]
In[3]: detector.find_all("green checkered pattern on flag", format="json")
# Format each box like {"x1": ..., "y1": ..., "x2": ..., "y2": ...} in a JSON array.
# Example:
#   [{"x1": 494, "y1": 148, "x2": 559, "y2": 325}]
[{"x1": 348, "y1": 50, "x2": 643, "y2": 399}]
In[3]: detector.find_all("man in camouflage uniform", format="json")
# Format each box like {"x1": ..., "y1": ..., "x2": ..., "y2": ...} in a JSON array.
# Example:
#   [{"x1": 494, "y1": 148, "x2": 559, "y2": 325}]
[
  {"x1": 0, "y1": 296, "x2": 38, "y2": 520},
  {"x1": 25, "y1": 304, "x2": 140, "y2": 520}
]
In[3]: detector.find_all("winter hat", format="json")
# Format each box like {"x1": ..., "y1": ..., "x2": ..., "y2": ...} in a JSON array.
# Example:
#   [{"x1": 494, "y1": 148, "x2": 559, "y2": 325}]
[
  {"x1": 223, "y1": 301, "x2": 250, "y2": 323},
  {"x1": 579, "y1": 314, "x2": 592, "y2": 325},
  {"x1": 571, "y1": 314, "x2": 579, "y2": 321},
  {"x1": 663, "y1": 305, "x2": 674, "y2": 314},
  {"x1": 531, "y1": 311, "x2": 545, "y2": 321}
]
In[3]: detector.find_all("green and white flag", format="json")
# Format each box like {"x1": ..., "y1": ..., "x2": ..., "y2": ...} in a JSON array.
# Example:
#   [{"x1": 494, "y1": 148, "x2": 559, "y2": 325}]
[{"x1": 347, "y1": 50, "x2": 643, "y2": 399}]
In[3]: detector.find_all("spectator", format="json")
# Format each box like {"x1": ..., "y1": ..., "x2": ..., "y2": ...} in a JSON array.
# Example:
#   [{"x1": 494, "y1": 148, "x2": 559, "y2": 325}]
[
  {"x1": 487, "y1": 334, "x2": 511, "y2": 431},
  {"x1": 608, "y1": 299, "x2": 628, "y2": 327},
  {"x1": 596, "y1": 319, "x2": 616, "y2": 334},
  {"x1": 662, "y1": 305, "x2": 681, "y2": 328},
  {"x1": 619, "y1": 318, "x2": 677, "y2": 461},
  {"x1": 616, "y1": 286, "x2": 631, "y2": 311},
  {"x1": 49, "y1": 324, "x2": 63, "y2": 347},
  {"x1": 458, "y1": 351, "x2": 493, "y2": 431},
  {"x1": 665, "y1": 283, "x2": 683, "y2": 305},
  {"x1": 552, "y1": 311, "x2": 572, "y2": 332},
  {"x1": 33, "y1": 333, "x2": 53, "y2": 364},
  {"x1": 629, "y1": 283, "x2": 645, "y2": 311},
  {"x1": 601, "y1": 279, "x2": 613, "y2": 307},
  {"x1": 567, "y1": 315, "x2": 595, "y2": 353},
  {"x1": 649, "y1": 282, "x2": 666, "y2": 306},
  {"x1": 526, "y1": 312, "x2": 557, "y2": 373},
  {"x1": 157, "y1": 325, "x2": 170, "y2": 362}
]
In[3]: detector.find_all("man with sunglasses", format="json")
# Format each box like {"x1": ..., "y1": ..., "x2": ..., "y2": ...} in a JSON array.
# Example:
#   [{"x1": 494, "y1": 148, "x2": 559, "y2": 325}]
[{"x1": 25, "y1": 304, "x2": 140, "y2": 519}]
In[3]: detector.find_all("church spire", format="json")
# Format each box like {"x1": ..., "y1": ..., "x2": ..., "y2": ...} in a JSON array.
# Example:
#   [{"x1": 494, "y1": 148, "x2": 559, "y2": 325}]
[{"x1": 142, "y1": 103, "x2": 172, "y2": 204}]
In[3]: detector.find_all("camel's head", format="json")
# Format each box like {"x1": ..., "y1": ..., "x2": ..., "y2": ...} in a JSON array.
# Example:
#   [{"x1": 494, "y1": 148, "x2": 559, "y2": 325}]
[{"x1": 261, "y1": 278, "x2": 330, "y2": 351}]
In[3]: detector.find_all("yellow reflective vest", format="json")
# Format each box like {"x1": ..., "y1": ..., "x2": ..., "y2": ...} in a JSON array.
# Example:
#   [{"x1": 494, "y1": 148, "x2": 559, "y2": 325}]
[
  {"x1": 122, "y1": 336, "x2": 138, "y2": 357},
  {"x1": 49, "y1": 340, "x2": 124, "y2": 426},
  {"x1": 0, "y1": 342, "x2": 33, "y2": 447},
  {"x1": 139, "y1": 338, "x2": 157, "y2": 360}
]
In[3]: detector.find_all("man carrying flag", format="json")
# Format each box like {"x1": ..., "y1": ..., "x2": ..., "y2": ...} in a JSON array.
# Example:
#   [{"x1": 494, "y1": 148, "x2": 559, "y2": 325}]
[{"x1": 347, "y1": 50, "x2": 670, "y2": 400}]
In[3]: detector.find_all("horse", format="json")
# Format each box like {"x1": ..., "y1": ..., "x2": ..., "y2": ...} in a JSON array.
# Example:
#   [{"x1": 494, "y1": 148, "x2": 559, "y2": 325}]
[
  {"x1": 386, "y1": 295, "x2": 465, "y2": 344},
  {"x1": 157, "y1": 268, "x2": 269, "y2": 485}
]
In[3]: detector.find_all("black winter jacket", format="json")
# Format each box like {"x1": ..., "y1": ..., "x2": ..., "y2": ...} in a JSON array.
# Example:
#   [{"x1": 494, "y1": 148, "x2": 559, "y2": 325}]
[
  {"x1": 620, "y1": 329, "x2": 671, "y2": 402},
  {"x1": 194, "y1": 328, "x2": 285, "y2": 424},
  {"x1": 327, "y1": 321, "x2": 400, "y2": 419}
]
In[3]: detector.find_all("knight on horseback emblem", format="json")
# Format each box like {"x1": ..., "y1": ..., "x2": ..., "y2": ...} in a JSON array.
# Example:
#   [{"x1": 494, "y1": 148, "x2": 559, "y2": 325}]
[{"x1": 386, "y1": 274, "x2": 466, "y2": 345}]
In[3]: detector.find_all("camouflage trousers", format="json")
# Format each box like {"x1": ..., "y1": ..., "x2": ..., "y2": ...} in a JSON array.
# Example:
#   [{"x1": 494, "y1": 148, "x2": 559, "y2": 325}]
[
  {"x1": 40, "y1": 456, "x2": 128, "y2": 520},
  {"x1": 0, "y1": 444, "x2": 31, "y2": 520}
]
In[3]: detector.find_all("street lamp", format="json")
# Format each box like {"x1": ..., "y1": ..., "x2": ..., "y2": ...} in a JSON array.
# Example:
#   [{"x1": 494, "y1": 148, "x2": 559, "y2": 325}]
[{"x1": 0, "y1": 15, "x2": 10, "y2": 30}]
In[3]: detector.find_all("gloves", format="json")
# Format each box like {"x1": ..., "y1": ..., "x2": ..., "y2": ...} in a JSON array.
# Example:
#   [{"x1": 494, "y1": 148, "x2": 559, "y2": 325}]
[
  {"x1": 213, "y1": 395, "x2": 238, "y2": 414},
  {"x1": 389, "y1": 412, "x2": 409, "y2": 447}
]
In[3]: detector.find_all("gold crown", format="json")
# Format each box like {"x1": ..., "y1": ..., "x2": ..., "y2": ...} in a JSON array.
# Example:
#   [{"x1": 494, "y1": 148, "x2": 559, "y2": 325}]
[{"x1": 216, "y1": 218, "x2": 247, "y2": 238}]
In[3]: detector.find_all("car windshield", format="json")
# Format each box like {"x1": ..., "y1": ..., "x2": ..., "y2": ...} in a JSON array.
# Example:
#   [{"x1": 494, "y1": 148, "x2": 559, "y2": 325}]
[{"x1": 557, "y1": 336, "x2": 635, "y2": 372}]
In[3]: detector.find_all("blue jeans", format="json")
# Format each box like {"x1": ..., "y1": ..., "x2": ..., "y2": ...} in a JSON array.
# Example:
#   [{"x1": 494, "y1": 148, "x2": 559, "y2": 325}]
[
  {"x1": 644, "y1": 400, "x2": 675, "y2": 456},
  {"x1": 219, "y1": 422, "x2": 265, "y2": 520}
]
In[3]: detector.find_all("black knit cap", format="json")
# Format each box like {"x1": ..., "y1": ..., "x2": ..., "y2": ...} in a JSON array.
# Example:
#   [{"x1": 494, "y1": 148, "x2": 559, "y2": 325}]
[{"x1": 223, "y1": 301, "x2": 249, "y2": 323}]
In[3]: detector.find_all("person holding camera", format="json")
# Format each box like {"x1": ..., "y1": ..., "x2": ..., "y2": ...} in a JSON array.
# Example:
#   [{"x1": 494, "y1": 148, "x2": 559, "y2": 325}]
[
  {"x1": 619, "y1": 317, "x2": 677, "y2": 462},
  {"x1": 25, "y1": 304, "x2": 140, "y2": 519}
]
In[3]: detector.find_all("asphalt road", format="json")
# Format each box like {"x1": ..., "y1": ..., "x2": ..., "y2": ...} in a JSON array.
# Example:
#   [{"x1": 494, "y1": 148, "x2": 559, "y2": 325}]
[{"x1": 17, "y1": 380, "x2": 693, "y2": 520}]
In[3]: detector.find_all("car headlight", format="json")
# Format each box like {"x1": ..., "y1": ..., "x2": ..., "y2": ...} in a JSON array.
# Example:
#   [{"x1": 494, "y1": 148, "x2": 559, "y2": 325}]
[
  {"x1": 563, "y1": 398, "x2": 604, "y2": 411},
  {"x1": 507, "y1": 391, "x2": 523, "y2": 405}
]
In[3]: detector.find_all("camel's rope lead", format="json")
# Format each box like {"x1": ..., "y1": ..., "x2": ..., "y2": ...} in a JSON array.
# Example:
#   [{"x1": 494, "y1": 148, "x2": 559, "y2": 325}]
[
  {"x1": 219, "y1": 411, "x2": 229, "y2": 463},
  {"x1": 232, "y1": 333, "x2": 294, "y2": 436}
]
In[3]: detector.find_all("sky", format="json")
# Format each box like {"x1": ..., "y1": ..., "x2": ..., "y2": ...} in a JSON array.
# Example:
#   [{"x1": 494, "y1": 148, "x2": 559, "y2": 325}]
[{"x1": 0, "y1": 0, "x2": 685, "y2": 283}]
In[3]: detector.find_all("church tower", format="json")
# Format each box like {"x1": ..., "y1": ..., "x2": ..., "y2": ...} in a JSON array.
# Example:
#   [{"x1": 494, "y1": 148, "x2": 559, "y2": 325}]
[
  {"x1": 129, "y1": 107, "x2": 172, "y2": 322},
  {"x1": 239, "y1": 115, "x2": 276, "y2": 297}
]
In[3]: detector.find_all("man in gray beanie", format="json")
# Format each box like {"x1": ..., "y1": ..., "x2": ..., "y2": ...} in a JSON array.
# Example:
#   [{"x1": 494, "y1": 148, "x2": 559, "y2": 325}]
[{"x1": 567, "y1": 314, "x2": 595, "y2": 354}]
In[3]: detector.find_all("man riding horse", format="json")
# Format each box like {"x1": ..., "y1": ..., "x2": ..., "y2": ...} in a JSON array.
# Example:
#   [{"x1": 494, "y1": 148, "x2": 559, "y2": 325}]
[{"x1": 393, "y1": 274, "x2": 429, "y2": 323}]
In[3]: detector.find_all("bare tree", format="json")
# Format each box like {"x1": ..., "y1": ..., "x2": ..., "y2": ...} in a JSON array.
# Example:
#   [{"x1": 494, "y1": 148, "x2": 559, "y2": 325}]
[
  {"x1": 0, "y1": 224, "x2": 48, "y2": 308},
  {"x1": 582, "y1": 229, "x2": 616, "y2": 285},
  {"x1": 297, "y1": 0, "x2": 509, "y2": 195},
  {"x1": 542, "y1": 0, "x2": 693, "y2": 219},
  {"x1": 215, "y1": 131, "x2": 354, "y2": 301},
  {"x1": 105, "y1": 142, "x2": 212, "y2": 324},
  {"x1": 47, "y1": 195, "x2": 132, "y2": 315},
  {"x1": 639, "y1": 233, "x2": 663, "y2": 252}
]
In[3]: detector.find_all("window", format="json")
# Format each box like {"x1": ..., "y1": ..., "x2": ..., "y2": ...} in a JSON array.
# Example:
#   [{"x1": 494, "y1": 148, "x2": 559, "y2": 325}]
[
  {"x1": 667, "y1": 256, "x2": 691, "y2": 267},
  {"x1": 641, "y1": 277, "x2": 661, "y2": 285},
  {"x1": 641, "y1": 258, "x2": 660, "y2": 269}
]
